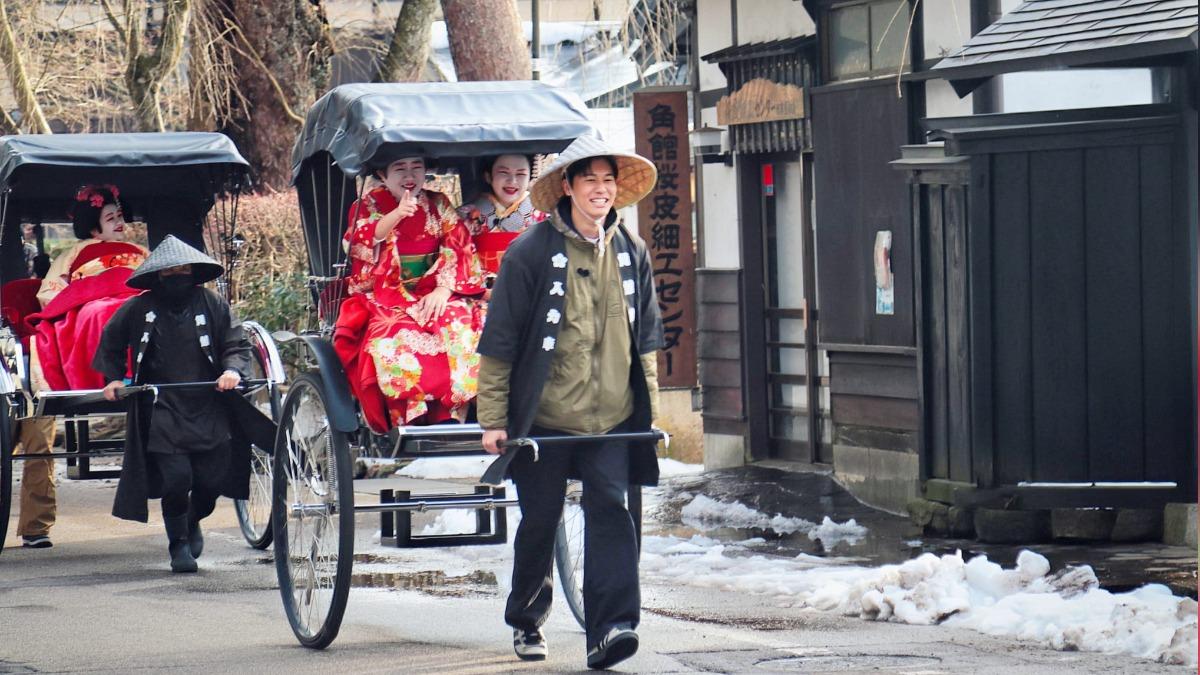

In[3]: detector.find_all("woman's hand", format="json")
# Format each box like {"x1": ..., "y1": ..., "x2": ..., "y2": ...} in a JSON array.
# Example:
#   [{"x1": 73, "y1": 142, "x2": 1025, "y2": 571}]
[
  {"x1": 414, "y1": 286, "x2": 453, "y2": 325},
  {"x1": 216, "y1": 370, "x2": 241, "y2": 391},
  {"x1": 102, "y1": 380, "x2": 124, "y2": 402},
  {"x1": 482, "y1": 429, "x2": 508, "y2": 455},
  {"x1": 374, "y1": 189, "x2": 418, "y2": 241},
  {"x1": 394, "y1": 189, "x2": 418, "y2": 219}
]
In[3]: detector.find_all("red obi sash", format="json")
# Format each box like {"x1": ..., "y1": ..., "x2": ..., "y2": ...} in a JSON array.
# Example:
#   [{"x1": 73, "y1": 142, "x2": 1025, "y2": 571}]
[
  {"x1": 69, "y1": 241, "x2": 146, "y2": 277},
  {"x1": 474, "y1": 231, "x2": 521, "y2": 276}
]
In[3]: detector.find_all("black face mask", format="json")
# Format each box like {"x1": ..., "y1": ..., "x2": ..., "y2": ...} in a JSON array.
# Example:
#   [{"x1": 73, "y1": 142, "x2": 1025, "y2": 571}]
[{"x1": 155, "y1": 274, "x2": 195, "y2": 306}]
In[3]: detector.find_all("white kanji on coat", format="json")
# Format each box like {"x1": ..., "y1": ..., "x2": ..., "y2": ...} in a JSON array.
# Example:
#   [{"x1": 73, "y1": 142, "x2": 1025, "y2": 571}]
[
  {"x1": 617, "y1": 251, "x2": 632, "y2": 267},
  {"x1": 628, "y1": 307, "x2": 636, "y2": 324},
  {"x1": 195, "y1": 314, "x2": 206, "y2": 326},
  {"x1": 551, "y1": 253, "x2": 568, "y2": 269},
  {"x1": 199, "y1": 335, "x2": 211, "y2": 348},
  {"x1": 542, "y1": 336, "x2": 556, "y2": 351},
  {"x1": 550, "y1": 281, "x2": 565, "y2": 296},
  {"x1": 546, "y1": 309, "x2": 561, "y2": 324},
  {"x1": 145, "y1": 311, "x2": 156, "y2": 322},
  {"x1": 623, "y1": 279, "x2": 635, "y2": 295},
  {"x1": 140, "y1": 332, "x2": 150, "y2": 343}
]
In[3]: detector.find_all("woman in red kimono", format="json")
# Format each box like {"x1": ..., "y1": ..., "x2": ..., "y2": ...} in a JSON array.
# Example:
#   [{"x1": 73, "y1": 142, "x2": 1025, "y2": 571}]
[
  {"x1": 334, "y1": 157, "x2": 486, "y2": 431},
  {"x1": 28, "y1": 184, "x2": 147, "y2": 392},
  {"x1": 457, "y1": 154, "x2": 546, "y2": 296}
]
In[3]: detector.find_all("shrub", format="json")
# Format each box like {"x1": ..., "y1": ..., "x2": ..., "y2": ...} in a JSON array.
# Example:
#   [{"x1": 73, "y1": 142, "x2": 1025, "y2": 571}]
[{"x1": 226, "y1": 189, "x2": 313, "y2": 334}]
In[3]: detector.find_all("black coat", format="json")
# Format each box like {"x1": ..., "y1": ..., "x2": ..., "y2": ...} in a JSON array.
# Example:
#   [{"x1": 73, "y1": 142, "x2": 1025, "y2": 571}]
[
  {"x1": 93, "y1": 288, "x2": 276, "y2": 522},
  {"x1": 478, "y1": 215, "x2": 665, "y2": 486}
]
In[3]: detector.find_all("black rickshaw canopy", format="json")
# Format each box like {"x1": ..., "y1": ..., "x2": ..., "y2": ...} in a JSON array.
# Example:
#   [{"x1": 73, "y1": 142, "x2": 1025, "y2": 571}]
[
  {"x1": 291, "y1": 81, "x2": 596, "y2": 180},
  {"x1": 0, "y1": 132, "x2": 250, "y2": 283}
]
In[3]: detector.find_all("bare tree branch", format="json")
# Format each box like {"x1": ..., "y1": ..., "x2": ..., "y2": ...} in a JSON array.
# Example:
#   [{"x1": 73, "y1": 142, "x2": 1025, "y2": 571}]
[
  {"x1": 125, "y1": 0, "x2": 192, "y2": 131},
  {"x1": 98, "y1": 0, "x2": 129, "y2": 49},
  {"x1": 0, "y1": 0, "x2": 51, "y2": 133},
  {"x1": 219, "y1": 17, "x2": 305, "y2": 126},
  {"x1": 375, "y1": 0, "x2": 436, "y2": 83}
]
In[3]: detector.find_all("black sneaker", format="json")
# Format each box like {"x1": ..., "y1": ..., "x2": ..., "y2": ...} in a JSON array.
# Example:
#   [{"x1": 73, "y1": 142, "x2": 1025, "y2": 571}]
[
  {"x1": 21, "y1": 535, "x2": 52, "y2": 549},
  {"x1": 513, "y1": 628, "x2": 548, "y2": 661},
  {"x1": 586, "y1": 626, "x2": 638, "y2": 670}
]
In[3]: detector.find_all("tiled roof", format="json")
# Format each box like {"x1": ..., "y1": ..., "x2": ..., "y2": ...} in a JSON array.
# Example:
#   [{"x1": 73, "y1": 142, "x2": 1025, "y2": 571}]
[{"x1": 933, "y1": 0, "x2": 1197, "y2": 74}]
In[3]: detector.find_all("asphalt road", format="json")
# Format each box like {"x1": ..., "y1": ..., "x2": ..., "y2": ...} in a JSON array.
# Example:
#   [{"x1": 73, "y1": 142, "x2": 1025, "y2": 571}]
[{"x1": 0, "y1": 473, "x2": 1190, "y2": 674}]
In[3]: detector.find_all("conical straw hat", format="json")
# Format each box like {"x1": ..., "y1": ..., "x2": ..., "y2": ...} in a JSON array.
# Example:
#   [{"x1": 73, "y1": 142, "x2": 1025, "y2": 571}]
[
  {"x1": 127, "y1": 235, "x2": 224, "y2": 289},
  {"x1": 529, "y1": 135, "x2": 657, "y2": 213}
]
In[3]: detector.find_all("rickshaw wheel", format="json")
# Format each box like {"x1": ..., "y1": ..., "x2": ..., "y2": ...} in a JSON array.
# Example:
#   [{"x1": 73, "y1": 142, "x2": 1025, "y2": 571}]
[
  {"x1": 0, "y1": 396, "x2": 14, "y2": 557},
  {"x1": 234, "y1": 333, "x2": 281, "y2": 550},
  {"x1": 554, "y1": 482, "x2": 643, "y2": 630},
  {"x1": 271, "y1": 372, "x2": 354, "y2": 649}
]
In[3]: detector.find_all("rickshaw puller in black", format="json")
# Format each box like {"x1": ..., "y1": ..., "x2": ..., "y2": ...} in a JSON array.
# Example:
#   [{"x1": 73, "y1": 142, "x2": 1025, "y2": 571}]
[{"x1": 94, "y1": 236, "x2": 271, "y2": 574}]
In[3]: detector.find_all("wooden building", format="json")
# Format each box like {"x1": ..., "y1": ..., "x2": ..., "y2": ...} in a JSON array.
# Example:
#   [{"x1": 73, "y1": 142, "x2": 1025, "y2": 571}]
[{"x1": 691, "y1": 0, "x2": 1197, "y2": 516}]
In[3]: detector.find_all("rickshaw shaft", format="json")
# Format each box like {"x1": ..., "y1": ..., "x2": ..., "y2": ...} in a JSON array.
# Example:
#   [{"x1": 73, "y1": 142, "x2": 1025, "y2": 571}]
[{"x1": 288, "y1": 496, "x2": 520, "y2": 517}]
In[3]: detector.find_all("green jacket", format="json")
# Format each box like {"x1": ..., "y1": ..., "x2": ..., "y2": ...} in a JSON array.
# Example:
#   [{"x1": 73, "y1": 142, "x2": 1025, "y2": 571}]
[{"x1": 477, "y1": 209, "x2": 659, "y2": 435}]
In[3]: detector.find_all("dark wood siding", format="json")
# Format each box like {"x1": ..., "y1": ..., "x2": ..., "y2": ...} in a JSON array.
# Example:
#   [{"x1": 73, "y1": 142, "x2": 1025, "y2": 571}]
[
  {"x1": 811, "y1": 80, "x2": 914, "y2": 348},
  {"x1": 697, "y1": 269, "x2": 745, "y2": 436},
  {"x1": 910, "y1": 112, "x2": 1192, "y2": 494},
  {"x1": 828, "y1": 351, "x2": 918, "y2": 453}
]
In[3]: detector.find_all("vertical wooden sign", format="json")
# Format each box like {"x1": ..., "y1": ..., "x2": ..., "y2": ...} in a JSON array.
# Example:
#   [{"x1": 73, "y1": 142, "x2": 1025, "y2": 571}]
[{"x1": 634, "y1": 89, "x2": 696, "y2": 388}]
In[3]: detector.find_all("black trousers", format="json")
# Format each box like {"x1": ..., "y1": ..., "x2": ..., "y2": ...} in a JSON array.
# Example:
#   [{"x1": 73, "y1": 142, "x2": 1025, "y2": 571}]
[
  {"x1": 505, "y1": 419, "x2": 640, "y2": 650},
  {"x1": 148, "y1": 450, "x2": 228, "y2": 520}
]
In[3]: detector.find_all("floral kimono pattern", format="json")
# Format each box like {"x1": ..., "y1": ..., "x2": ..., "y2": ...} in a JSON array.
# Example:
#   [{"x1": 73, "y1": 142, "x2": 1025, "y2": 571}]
[{"x1": 334, "y1": 187, "x2": 486, "y2": 431}]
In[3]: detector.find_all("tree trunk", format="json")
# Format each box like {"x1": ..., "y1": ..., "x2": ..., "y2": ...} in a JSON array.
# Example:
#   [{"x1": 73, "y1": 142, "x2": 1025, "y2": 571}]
[
  {"x1": 219, "y1": 0, "x2": 333, "y2": 191},
  {"x1": 440, "y1": 0, "x2": 530, "y2": 81},
  {"x1": 124, "y1": 0, "x2": 193, "y2": 132},
  {"x1": 0, "y1": 1, "x2": 50, "y2": 133},
  {"x1": 375, "y1": 0, "x2": 436, "y2": 83}
]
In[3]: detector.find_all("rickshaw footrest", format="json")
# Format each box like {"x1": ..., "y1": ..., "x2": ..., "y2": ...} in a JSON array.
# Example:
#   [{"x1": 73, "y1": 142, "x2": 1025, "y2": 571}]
[{"x1": 379, "y1": 486, "x2": 508, "y2": 548}]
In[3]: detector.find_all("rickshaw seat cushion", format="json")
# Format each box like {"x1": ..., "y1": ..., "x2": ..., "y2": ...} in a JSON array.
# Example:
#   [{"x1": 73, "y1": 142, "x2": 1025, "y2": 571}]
[{"x1": 1, "y1": 278, "x2": 41, "y2": 349}]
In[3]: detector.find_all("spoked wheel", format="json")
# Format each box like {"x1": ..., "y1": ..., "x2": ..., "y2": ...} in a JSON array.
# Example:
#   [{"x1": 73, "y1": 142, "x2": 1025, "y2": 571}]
[
  {"x1": 554, "y1": 482, "x2": 643, "y2": 630},
  {"x1": 271, "y1": 372, "x2": 354, "y2": 649},
  {"x1": 235, "y1": 329, "x2": 281, "y2": 549},
  {"x1": 0, "y1": 396, "x2": 14, "y2": 557}
]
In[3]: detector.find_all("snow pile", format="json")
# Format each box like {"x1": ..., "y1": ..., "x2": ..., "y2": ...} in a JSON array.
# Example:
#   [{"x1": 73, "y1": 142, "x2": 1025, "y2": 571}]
[
  {"x1": 640, "y1": 537, "x2": 1197, "y2": 667},
  {"x1": 680, "y1": 494, "x2": 866, "y2": 546},
  {"x1": 658, "y1": 458, "x2": 704, "y2": 477}
]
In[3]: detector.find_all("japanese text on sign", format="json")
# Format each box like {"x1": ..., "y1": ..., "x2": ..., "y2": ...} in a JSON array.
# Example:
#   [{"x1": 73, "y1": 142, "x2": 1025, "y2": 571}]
[{"x1": 634, "y1": 90, "x2": 696, "y2": 388}]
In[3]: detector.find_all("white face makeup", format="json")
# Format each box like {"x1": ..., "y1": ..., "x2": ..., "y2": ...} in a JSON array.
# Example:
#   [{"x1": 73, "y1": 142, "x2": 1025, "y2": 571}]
[
  {"x1": 487, "y1": 154, "x2": 531, "y2": 208},
  {"x1": 564, "y1": 158, "x2": 618, "y2": 223},
  {"x1": 380, "y1": 157, "x2": 426, "y2": 201},
  {"x1": 94, "y1": 202, "x2": 127, "y2": 241}
]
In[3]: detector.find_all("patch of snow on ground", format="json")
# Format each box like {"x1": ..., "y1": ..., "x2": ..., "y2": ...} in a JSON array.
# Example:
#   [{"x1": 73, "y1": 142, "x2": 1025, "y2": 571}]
[
  {"x1": 640, "y1": 536, "x2": 1197, "y2": 667},
  {"x1": 680, "y1": 494, "x2": 866, "y2": 546},
  {"x1": 657, "y1": 458, "x2": 704, "y2": 477}
]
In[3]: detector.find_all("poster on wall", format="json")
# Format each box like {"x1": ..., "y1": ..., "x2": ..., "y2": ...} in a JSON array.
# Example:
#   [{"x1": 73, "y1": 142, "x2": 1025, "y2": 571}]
[
  {"x1": 634, "y1": 88, "x2": 697, "y2": 388},
  {"x1": 874, "y1": 230, "x2": 894, "y2": 315}
]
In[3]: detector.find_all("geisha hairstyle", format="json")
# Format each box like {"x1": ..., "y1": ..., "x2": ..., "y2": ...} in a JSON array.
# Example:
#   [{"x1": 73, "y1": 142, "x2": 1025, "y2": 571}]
[{"x1": 72, "y1": 184, "x2": 130, "y2": 240}]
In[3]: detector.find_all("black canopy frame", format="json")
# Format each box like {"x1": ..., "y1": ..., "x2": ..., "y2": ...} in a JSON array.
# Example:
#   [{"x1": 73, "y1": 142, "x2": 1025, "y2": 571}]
[{"x1": 0, "y1": 132, "x2": 251, "y2": 299}]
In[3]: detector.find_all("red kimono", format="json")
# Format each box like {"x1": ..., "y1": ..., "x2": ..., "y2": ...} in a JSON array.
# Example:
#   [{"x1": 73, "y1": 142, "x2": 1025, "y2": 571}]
[
  {"x1": 334, "y1": 187, "x2": 486, "y2": 431},
  {"x1": 28, "y1": 240, "x2": 147, "y2": 391}
]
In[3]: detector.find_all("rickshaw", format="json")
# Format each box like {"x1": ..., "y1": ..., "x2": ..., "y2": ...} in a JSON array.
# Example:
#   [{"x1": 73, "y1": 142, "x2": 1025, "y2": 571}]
[
  {"x1": 0, "y1": 132, "x2": 286, "y2": 555},
  {"x1": 277, "y1": 81, "x2": 666, "y2": 649}
]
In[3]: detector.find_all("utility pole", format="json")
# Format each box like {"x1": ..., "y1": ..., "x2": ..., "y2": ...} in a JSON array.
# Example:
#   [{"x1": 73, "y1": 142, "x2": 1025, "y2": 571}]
[{"x1": 531, "y1": 0, "x2": 540, "y2": 80}]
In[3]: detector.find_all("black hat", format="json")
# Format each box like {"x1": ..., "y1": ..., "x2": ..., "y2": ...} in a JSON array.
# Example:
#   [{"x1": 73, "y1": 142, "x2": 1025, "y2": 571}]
[{"x1": 126, "y1": 235, "x2": 223, "y2": 290}]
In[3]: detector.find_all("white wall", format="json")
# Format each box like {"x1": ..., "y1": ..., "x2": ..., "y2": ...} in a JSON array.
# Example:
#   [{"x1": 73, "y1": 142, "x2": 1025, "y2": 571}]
[
  {"x1": 699, "y1": 108, "x2": 741, "y2": 268},
  {"x1": 736, "y1": 0, "x2": 814, "y2": 44},
  {"x1": 695, "y1": 0, "x2": 740, "y2": 269},
  {"x1": 697, "y1": 0, "x2": 731, "y2": 94},
  {"x1": 926, "y1": 78, "x2": 973, "y2": 118},
  {"x1": 1000, "y1": 69, "x2": 1156, "y2": 113}
]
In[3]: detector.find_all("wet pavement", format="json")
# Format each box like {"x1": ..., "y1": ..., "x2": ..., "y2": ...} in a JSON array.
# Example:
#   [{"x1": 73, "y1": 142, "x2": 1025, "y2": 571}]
[{"x1": 650, "y1": 464, "x2": 1198, "y2": 599}]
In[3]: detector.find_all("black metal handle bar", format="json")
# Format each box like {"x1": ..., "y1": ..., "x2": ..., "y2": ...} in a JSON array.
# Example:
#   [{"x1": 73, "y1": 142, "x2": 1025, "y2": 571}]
[{"x1": 481, "y1": 429, "x2": 668, "y2": 486}]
